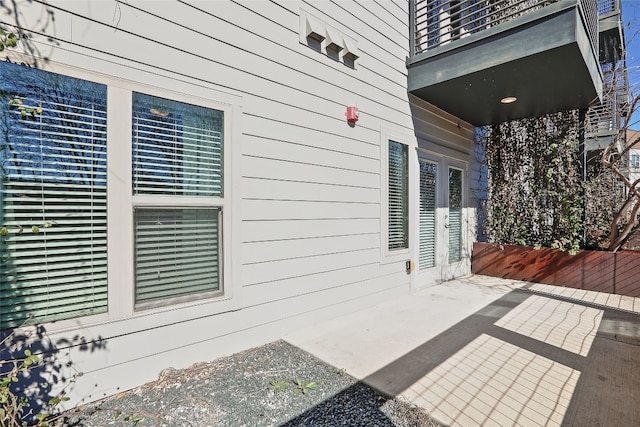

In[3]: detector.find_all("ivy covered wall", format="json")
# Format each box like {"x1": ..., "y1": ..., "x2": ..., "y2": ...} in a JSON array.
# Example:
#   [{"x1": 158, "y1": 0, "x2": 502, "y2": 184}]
[{"x1": 478, "y1": 111, "x2": 625, "y2": 252}]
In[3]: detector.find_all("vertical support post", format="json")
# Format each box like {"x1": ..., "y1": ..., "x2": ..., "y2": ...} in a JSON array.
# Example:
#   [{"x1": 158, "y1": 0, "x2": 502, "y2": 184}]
[
  {"x1": 578, "y1": 108, "x2": 587, "y2": 248},
  {"x1": 409, "y1": 0, "x2": 416, "y2": 57}
]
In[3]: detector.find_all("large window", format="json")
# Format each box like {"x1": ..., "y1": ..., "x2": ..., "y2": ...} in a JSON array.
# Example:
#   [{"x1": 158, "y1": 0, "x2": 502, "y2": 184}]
[
  {"x1": 132, "y1": 93, "x2": 224, "y2": 309},
  {"x1": 0, "y1": 62, "x2": 233, "y2": 329},
  {"x1": 388, "y1": 140, "x2": 409, "y2": 250},
  {"x1": 0, "y1": 61, "x2": 108, "y2": 328}
]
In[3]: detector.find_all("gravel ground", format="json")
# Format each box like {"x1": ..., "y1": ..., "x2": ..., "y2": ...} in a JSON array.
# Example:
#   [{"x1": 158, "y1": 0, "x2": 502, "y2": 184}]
[{"x1": 55, "y1": 340, "x2": 442, "y2": 427}]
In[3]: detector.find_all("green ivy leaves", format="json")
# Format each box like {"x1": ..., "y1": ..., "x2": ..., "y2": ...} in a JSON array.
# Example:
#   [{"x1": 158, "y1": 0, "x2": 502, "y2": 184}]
[
  {"x1": 0, "y1": 29, "x2": 18, "y2": 52},
  {"x1": 481, "y1": 111, "x2": 583, "y2": 251}
]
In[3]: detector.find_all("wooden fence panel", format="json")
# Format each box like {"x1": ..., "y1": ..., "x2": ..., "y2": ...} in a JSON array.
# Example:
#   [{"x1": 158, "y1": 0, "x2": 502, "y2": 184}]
[{"x1": 472, "y1": 243, "x2": 640, "y2": 297}]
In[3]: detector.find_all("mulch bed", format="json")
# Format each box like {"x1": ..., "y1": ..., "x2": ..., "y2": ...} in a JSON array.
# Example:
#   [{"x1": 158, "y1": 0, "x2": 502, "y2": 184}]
[{"x1": 56, "y1": 340, "x2": 442, "y2": 427}]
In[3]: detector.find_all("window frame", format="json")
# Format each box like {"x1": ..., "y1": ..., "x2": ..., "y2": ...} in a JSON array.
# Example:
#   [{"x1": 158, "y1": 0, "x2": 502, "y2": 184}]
[
  {"x1": 447, "y1": 165, "x2": 465, "y2": 265},
  {"x1": 388, "y1": 140, "x2": 410, "y2": 251},
  {"x1": 0, "y1": 62, "x2": 110, "y2": 329},
  {"x1": 418, "y1": 157, "x2": 439, "y2": 271},
  {"x1": 109, "y1": 82, "x2": 241, "y2": 320},
  {"x1": 380, "y1": 127, "x2": 415, "y2": 264},
  {"x1": 130, "y1": 91, "x2": 226, "y2": 311},
  {"x1": 0, "y1": 56, "x2": 242, "y2": 332}
]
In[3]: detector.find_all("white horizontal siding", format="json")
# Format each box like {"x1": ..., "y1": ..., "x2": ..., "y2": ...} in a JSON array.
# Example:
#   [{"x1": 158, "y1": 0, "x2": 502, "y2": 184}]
[
  {"x1": 40, "y1": 1, "x2": 414, "y2": 127},
  {"x1": 242, "y1": 115, "x2": 380, "y2": 159},
  {"x1": 0, "y1": 0, "x2": 476, "y2": 408},
  {"x1": 243, "y1": 155, "x2": 379, "y2": 188},
  {"x1": 243, "y1": 233, "x2": 380, "y2": 264},
  {"x1": 243, "y1": 178, "x2": 380, "y2": 203},
  {"x1": 243, "y1": 260, "x2": 406, "y2": 307},
  {"x1": 243, "y1": 200, "x2": 379, "y2": 221},
  {"x1": 244, "y1": 248, "x2": 380, "y2": 286},
  {"x1": 242, "y1": 218, "x2": 380, "y2": 242},
  {"x1": 243, "y1": 135, "x2": 379, "y2": 174}
]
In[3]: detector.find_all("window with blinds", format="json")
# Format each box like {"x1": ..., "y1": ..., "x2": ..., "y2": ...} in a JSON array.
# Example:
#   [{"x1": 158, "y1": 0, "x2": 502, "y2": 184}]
[
  {"x1": 132, "y1": 93, "x2": 223, "y2": 309},
  {"x1": 0, "y1": 62, "x2": 108, "y2": 329},
  {"x1": 448, "y1": 168, "x2": 463, "y2": 264},
  {"x1": 134, "y1": 208, "x2": 220, "y2": 305},
  {"x1": 388, "y1": 140, "x2": 409, "y2": 251},
  {"x1": 419, "y1": 161, "x2": 437, "y2": 269}
]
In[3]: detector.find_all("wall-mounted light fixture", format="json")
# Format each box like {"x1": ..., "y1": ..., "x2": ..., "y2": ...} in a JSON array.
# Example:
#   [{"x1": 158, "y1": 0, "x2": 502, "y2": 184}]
[
  {"x1": 500, "y1": 96, "x2": 517, "y2": 104},
  {"x1": 346, "y1": 106, "x2": 359, "y2": 123}
]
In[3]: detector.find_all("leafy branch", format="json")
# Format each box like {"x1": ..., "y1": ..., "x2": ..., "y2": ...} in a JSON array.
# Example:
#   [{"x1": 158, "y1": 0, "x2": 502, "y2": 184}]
[
  {"x1": 1, "y1": 221, "x2": 56, "y2": 238},
  {"x1": 0, "y1": 336, "x2": 69, "y2": 426},
  {"x1": 0, "y1": 29, "x2": 18, "y2": 52}
]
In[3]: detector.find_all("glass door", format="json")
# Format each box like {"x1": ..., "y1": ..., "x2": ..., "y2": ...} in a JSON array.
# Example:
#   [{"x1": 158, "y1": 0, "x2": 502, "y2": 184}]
[{"x1": 416, "y1": 155, "x2": 468, "y2": 286}]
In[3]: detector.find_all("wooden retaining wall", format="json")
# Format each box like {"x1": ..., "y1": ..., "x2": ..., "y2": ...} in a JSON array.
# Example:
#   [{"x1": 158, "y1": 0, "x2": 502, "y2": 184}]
[{"x1": 472, "y1": 242, "x2": 640, "y2": 297}]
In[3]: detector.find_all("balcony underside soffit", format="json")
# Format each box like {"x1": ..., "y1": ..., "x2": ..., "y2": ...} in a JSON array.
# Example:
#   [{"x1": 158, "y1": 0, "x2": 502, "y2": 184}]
[{"x1": 407, "y1": 2, "x2": 603, "y2": 126}]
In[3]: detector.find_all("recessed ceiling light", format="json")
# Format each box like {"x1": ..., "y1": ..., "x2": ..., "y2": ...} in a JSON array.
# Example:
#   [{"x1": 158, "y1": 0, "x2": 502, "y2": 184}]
[{"x1": 500, "y1": 96, "x2": 517, "y2": 104}]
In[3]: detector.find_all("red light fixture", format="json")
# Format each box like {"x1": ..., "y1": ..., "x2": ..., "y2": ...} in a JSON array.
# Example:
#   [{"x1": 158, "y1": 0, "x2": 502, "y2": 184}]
[{"x1": 346, "y1": 106, "x2": 359, "y2": 123}]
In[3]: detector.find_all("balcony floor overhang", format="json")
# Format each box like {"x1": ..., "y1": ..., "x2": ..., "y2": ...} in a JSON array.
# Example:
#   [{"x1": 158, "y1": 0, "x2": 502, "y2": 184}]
[
  {"x1": 599, "y1": 11, "x2": 624, "y2": 63},
  {"x1": 407, "y1": 1, "x2": 603, "y2": 126}
]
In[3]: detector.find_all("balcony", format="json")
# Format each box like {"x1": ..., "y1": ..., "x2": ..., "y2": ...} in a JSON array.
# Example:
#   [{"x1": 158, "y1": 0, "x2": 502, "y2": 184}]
[
  {"x1": 408, "y1": 0, "x2": 602, "y2": 126},
  {"x1": 585, "y1": 61, "x2": 628, "y2": 151},
  {"x1": 598, "y1": 0, "x2": 624, "y2": 63}
]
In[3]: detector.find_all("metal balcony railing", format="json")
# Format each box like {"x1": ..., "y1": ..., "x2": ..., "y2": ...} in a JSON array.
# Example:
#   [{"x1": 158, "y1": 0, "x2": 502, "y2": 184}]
[
  {"x1": 597, "y1": 0, "x2": 620, "y2": 16},
  {"x1": 586, "y1": 60, "x2": 628, "y2": 138},
  {"x1": 410, "y1": 0, "x2": 598, "y2": 57}
]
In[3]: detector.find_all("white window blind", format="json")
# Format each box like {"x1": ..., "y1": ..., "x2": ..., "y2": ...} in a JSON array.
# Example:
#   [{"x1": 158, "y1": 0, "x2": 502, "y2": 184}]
[
  {"x1": 0, "y1": 62, "x2": 108, "y2": 329},
  {"x1": 132, "y1": 93, "x2": 223, "y2": 308},
  {"x1": 134, "y1": 208, "x2": 220, "y2": 305},
  {"x1": 448, "y1": 168, "x2": 463, "y2": 263},
  {"x1": 419, "y1": 161, "x2": 437, "y2": 269},
  {"x1": 388, "y1": 140, "x2": 409, "y2": 251},
  {"x1": 132, "y1": 92, "x2": 223, "y2": 197}
]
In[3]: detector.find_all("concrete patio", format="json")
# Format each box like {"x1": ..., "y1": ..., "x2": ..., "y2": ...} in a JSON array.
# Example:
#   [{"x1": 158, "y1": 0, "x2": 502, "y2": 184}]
[{"x1": 285, "y1": 275, "x2": 640, "y2": 426}]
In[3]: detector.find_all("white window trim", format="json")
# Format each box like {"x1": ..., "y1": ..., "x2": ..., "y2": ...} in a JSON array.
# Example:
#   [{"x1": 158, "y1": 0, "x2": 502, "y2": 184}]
[
  {"x1": 109, "y1": 83, "x2": 243, "y2": 321},
  {"x1": 380, "y1": 126, "x2": 416, "y2": 264},
  {"x1": 1, "y1": 57, "x2": 243, "y2": 332}
]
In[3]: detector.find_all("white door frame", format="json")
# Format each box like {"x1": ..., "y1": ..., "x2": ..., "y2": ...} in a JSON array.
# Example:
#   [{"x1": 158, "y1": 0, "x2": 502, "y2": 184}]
[{"x1": 414, "y1": 149, "x2": 469, "y2": 288}]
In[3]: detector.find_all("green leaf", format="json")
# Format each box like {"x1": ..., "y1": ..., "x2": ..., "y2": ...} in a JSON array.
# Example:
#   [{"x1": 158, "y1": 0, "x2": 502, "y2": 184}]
[
  {"x1": 304, "y1": 381, "x2": 318, "y2": 390},
  {"x1": 268, "y1": 380, "x2": 290, "y2": 392}
]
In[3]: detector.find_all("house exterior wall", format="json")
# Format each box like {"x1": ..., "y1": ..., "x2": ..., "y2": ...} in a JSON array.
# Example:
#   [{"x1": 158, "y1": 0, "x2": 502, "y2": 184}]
[
  {"x1": 628, "y1": 130, "x2": 640, "y2": 187},
  {"x1": 0, "y1": 0, "x2": 475, "y2": 407}
]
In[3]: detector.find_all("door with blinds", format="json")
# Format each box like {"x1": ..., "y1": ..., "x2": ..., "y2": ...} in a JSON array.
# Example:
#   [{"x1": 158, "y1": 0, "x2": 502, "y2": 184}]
[{"x1": 417, "y1": 155, "x2": 467, "y2": 286}]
